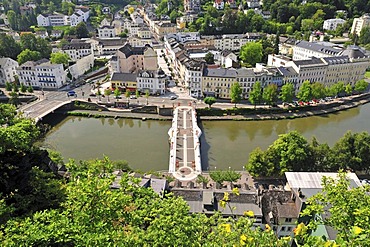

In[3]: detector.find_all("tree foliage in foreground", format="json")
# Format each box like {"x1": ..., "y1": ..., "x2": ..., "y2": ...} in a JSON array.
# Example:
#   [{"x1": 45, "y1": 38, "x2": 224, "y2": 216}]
[
  {"x1": 0, "y1": 157, "x2": 289, "y2": 246},
  {"x1": 300, "y1": 172, "x2": 370, "y2": 246}
]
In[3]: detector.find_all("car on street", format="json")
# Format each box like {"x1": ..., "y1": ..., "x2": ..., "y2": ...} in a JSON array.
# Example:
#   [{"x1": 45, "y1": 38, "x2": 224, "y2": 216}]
[
  {"x1": 170, "y1": 95, "x2": 178, "y2": 100},
  {"x1": 130, "y1": 95, "x2": 137, "y2": 99},
  {"x1": 115, "y1": 95, "x2": 122, "y2": 99},
  {"x1": 89, "y1": 93, "x2": 96, "y2": 97},
  {"x1": 67, "y1": 91, "x2": 77, "y2": 97}
]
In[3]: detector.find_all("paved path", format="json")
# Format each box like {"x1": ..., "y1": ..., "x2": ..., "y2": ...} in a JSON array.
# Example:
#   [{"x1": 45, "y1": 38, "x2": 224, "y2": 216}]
[{"x1": 168, "y1": 106, "x2": 202, "y2": 181}]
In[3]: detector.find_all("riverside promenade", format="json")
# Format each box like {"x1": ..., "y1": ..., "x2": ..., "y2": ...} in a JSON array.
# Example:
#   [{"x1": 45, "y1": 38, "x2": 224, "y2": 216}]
[{"x1": 168, "y1": 106, "x2": 202, "y2": 181}]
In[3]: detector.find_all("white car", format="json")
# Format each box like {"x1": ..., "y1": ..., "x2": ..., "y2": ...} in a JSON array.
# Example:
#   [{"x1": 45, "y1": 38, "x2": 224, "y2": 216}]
[{"x1": 170, "y1": 95, "x2": 178, "y2": 100}]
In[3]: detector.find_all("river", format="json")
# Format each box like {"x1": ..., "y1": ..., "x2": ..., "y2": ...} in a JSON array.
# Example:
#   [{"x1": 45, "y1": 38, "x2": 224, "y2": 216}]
[{"x1": 41, "y1": 103, "x2": 370, "y2": 171}]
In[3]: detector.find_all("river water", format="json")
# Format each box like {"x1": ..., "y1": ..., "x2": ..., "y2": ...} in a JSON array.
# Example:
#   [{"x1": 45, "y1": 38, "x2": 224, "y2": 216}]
[{"x1": 42, "y1": 103, "x2": 370, "y2": 171}]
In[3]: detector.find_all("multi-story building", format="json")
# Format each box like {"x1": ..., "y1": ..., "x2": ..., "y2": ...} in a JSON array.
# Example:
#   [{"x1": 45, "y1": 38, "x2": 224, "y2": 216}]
[
  {"x1": 98, "y1": 25, "x2": 116, "y2": 38},
  {"x1": 154, "y1": 22, "x2": 176, "y2": 40},
  {"x1": 323, "y1": 18, "x2": 346, "y2": 31},
  {"x1": 68, "y1": 54, "x2": 94, "y2": 80},
  {"x1": 202, "y1": 67, "x2": 237, "y2": 98},
  {"x1": 206, "y1": 33, "x2": 262, "y2": 51},
  {"x1": 127, "y1": 35, "x2": 153, "y2": 47},
  {"x1": 213, "y1": 0, "x2": 224, "y2": 10},
  {"x1": 110, "y1": 72, "x2": 137, "y2": 92},
  {"x1": 176, "y1": 14, "x2": 198, "y2": 29},
  {"x1": 292, "y1": 40, "x2": 342, "y2": 60},
  {"x1": 114, "y1": 43, "x2": 157, "y2": 73},
  {"x1": 184, "y1": 0, "x2": 201, "y2": 13},
  {"x1": 137, "y1": 69, "x2": 166, "y2": 95},
  {"x1": 17, "y1": 59, "x2": 67, "y2": 89},
  {"x1": 62, "y1": 42, "x2": 93, "y2": 61},
  {"x1": 0, "y1": 58, "x2": 18, "y2": 85},
  {"x1": 351, "y1": 14, "x2": 370, "y2": 36},
  {"x1": 36, "y1": 8, "x2": 89, "y2": 27},
  {"x1": 183, "y1": 60, "x2": 204, "y2": 98}
]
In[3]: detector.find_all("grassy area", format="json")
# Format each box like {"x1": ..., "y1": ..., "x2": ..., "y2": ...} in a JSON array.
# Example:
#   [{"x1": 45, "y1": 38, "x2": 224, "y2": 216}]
[{"x1": 365, "y1": 71, "x2": 370, "y2": 79}]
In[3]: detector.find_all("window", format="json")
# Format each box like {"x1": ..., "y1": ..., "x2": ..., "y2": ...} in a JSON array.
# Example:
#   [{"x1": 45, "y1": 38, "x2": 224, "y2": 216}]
[
  {"x1": 281, "y1": 226, "x2": 286, "y2": 232},
  {"x1": 285, "y1": 218, "x2": 292, "y2": 223}
]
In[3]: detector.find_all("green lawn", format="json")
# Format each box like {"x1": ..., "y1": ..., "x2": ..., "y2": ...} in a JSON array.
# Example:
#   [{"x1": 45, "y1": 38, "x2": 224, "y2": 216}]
[{"x1": 365, "y1": 71, "x2": 370, "y2": 79}]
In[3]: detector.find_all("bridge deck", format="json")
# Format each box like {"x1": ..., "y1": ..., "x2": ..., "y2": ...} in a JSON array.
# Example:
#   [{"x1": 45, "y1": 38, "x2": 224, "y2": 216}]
[{"x1": 169, "y1": 106, "x2": 202, "y2": 181}]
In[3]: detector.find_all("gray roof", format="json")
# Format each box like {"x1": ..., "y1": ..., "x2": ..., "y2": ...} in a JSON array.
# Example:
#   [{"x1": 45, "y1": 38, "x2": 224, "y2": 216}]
[
  {"x1": 295, "y1": 40, "x2": 342, "y2": 56},
  {"x1": 203, "y1": 67, "x2": 238, "y2": 77},
  {"x1": 338, "y1": 46, "x2": 367, "y2": 59},
  {"x1": 293, "y1": 58, "x2": 326, "y2": 67},
  {"x1": 277, "y1": 66, "x2": 298, "y2": 77},
  {"x1": 286, "y1": 172, "x2": 362, "y2": 190},
  {"x1": 321, "y1": 56, "x2": 349, "y2": 65},
  {"x1": 111, "y1": 72, "x2": 137, "y2": 81},
  {"x1": 236, "y1": 67, "x2": 255, "y2": 77},
  {"x1": 62, "y1": 42, "x2": 91, "y2": 50}
]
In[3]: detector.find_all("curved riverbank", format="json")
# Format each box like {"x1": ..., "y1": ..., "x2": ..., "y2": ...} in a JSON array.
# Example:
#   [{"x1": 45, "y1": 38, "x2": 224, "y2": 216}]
[{"x1": 65, "y1": 93, "x2": 370, "y2": 121}]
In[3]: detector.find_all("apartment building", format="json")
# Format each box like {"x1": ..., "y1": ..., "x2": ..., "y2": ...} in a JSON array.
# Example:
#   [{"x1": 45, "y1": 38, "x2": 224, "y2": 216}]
[
  {"x1": 0, "y1": 58, "x2": 18, "y2": 85},
  {"x1": 37, "y1": 8, "x2": 89, "y2": 27},
  {"x1": 17, "y1": 59, "x2": 67, "y2": 89},
  {"x1": 183, "y1": 60, "x2": 204, "y2": 98},
  {"x1": 110, "y1": 72, "x2": 137, "y2": 92},
  {"x1": 293, "y1": 40, "x2": 342, "y2": 60},
  {"x1": 137, "y1": 69, "x2": 166, "y2": 95},
  {"x1": 98, "y1": 25, "x2": 116, "y2": 38},
  {"x1": 351, "y1": 14, "x2": 370, "y2": 36},
  {"x1": 62, "y1": 42, "x2": 93, "y2": 61},
  {"x1": 323, "y1": 18, "x2": 346, "y2": 31},
  {"x1": 154, "y1": 22, "x2": 176, "y2": 40},
  {"x1": 114, "y1": 43, "x2": 157, "y2": 73},
  {"x1": 184, "y1": 0, "x2": 201, "y2": 13}
]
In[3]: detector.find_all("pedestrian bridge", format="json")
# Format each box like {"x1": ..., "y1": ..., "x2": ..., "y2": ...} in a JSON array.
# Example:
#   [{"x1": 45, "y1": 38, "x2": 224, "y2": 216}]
[{"x1": 168, "y1": 106, "x2": 202, "y2": 181}]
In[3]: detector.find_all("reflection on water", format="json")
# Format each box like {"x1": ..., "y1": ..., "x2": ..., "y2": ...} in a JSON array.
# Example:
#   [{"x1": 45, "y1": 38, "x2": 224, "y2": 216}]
[{"x1": 42, "y1": 104, "x2": 370, "y2": 171}]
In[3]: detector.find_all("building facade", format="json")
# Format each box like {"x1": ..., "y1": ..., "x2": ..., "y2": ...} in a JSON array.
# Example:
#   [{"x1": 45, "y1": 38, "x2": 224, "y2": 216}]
[
  {"x1": 62, "y1": 42, "x2": 93, "y2": 61},
  {"x1": 0, "y1": 58, "x2": 18, "y2": 85},
  {"x1": 323, "y1": 18, "x2": 346, "y2": 31},
  {"x1": 351, "y1": 14, "x2": 370, "y2": 36},
  {"x1": 137, "y1": 69, "x2": 166, "y2": 95},
  {"x1": 115, "y1": 43, "x2": 157, "y2": 73},
  {"x1": 17, "y1": 59, "x2": 67, "y2": 89}
]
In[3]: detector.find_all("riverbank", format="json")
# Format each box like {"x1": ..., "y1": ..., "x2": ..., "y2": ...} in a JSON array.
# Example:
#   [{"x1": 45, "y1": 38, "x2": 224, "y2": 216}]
[{"x1": 65, "y1": 93, "x2": 370, "y2": 121}]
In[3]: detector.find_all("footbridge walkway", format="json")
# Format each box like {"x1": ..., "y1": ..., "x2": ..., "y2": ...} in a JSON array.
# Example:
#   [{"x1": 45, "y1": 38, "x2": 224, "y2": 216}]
[{"x1": 168, "y1": 106, "x2": 202, "y2": 181}]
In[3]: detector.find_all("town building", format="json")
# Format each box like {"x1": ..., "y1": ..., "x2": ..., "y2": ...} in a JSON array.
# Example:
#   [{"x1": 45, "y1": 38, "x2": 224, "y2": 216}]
[
  {"x1": 213, "y1": 0, "x2": 225, "y2": 10},
  {"x1": 292, "y1": 40, "x2": 342, "y2": 60},
  {"x1": 36, "y1": 8, "x2": 89, "y2": 27},
  {"x1": 98, "y1": 25, "x2": 116, "y2": 38},
  {"x1": 110, "y1": 72, "x2": 137, "y2": 92},
  {"x1": 154, "y1": 22, "x2": 177, "y2": 40},
  {"x1": 137, "y1": 69, "x2": 166, "y2": 95},
  {"x1": 17, "y1": 59, "x2": 67, "y2": 89},
  {"x1": 351, "y1": 14, "x2": 370, "y2": 36},
  {"x1": 62, "y1": 42, "x2": 93, "y2": 61},
  {"x1": 68, "y1": 54, "x2": 94, "y2": 80},
  {"x1": 35, "y1": 30, "x2": 49, "y2": 39},
  {"x1": 0, "y1": 58, "x2": 18, "y2": 85},
  {"x1": 184, "y1": 0, "x2": 201, "y2": 13},
  {"x1": 323, "y1": 18, "x2": 346, "y2": 31},
  {"x1": 113, "y1": 43, "x2": 157, "y2": 73},
  {"x1": 176, "y1": 14, "x2": 198, "y2": 29}
]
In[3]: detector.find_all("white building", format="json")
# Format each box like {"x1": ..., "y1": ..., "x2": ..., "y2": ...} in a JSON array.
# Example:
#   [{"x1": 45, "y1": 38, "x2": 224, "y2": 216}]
[
  {"x1": 0, "y1": 58, "x2": 18, "y2": 85},
  {"x1": 62, "y1": 42, "x2": 93, "y2": 61},
  {"x1": 98, "y1": 26, "x2": 116, "y2": 38},
  {"x1": 213, "y1": 0, "x2": 224, "y2": 10},
  {"x1": 183, "y1": 60, "x2": 203, "y2": 98},
  {"x1": 292, "y1": 40, "x2": 342, "y2": 60},
  {"x1": 323, "y1": 18, "x2": 346, "y2": 31},
  {"x1": 351, "y1": 14, "x2": 370, "y2": 36},
  {"x1": 17, "y1": 59, "x2": 67, "y2": 89},
  {"x1": 36, "y1": 8, "x2": 89, "y2": 27},
  {"x1": 137, "y1": 69, "x2": 166, "y2": 95},
  {"x1": 220, "y1": 50, "x2": 238, "y2": 68},
  {"x1": 68, "y1": 54, "x2": 94, "y2": 80},
  {"x1": 69, "y1": 12, "x2": 84, "y2": 26}
]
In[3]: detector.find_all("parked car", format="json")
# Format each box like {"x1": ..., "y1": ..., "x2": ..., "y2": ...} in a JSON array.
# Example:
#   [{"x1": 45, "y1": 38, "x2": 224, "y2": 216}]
[
  {"x1": 170, "y1": 95, "x2": 178, "y2": 100},
  {"x1": 89, "y1": 93, "x2": 96, "y2": 97},
  {"x1": 130, "y1": 95, "x2": 137, "y2": 99},
  {"x1": 67, "y1": 91, "x2": 77, "y2": 97}
]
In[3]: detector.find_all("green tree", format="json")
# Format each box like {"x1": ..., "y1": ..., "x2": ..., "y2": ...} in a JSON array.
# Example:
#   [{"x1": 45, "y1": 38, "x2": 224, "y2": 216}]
[
  {"x1": 0, "y1": 35, "x2": 22, "y2": 60},
  {"x1": 76, "y1": 22, "x2": 89, "y2": 38},
  {"x1": 204, "y1": 52, "x2": 215, "y2": 64},
  {"x1": 230, "y1": 82, "x2": 242, "y2": 107},
  {"x1": 5, "y1": 82, "x2": 12, "y2": 91},
  {"x1": 354, "y1": 79, "x2": 368, "y2": 93},
  {"x1": 345, "y1": 83, "x2": 353, "y2": 95},
  {"x1": 246, "y1": 147, "x2": 274, "y2": 177},
  {"x1": 20, "y1": 83, "x2": 27, "y2": 93},
  {"x1": 135, "y1": 90, "x2": 140, "y2": 99},
  {"x1": 145, "y1": 90, "x2": 150, "y2": 105},
  {"x1": 17, "y1": 49, "x2": 41, "y2": 65},
  {"x1": 301, "y1": 172, "x2": 370, "y2": 246},
  {"x1": 114, "y1": 88, "x2": 121, "y2": 100},
  {"x1": 204, "y1": 96, "x2": 216, "y2": 108},
  {"x1": 297, "y1": 80, "x2": 312, "y2": 102},
  {"x1": 266, "y1": 131, "x2": 312, "y2": 174},
  {"x1": 104, "y1": 89, "x2": 111, "y2": 102},
  {"x1": 113, "y1": 160, "x2": 131, "y2": 171},
  {"x1": 50, "y1": 52, "x2": 70, "y2": 66},
  {"x1": 309, "y1": 137, "x2": 335, "y2": 171},
  {"x1": 311, "y1": 82, "x2": 326, "y2": 99},
  {"x1": 249, "y1": 81, "x2": 263, "y2": 108},
  {"x1": 27, "y1": 86, "x2": 34, "y2": 93},
  {"x1": 7, "y1": 10, "x2": 17, "y2": 30},
  {"x1": 239, "y1": 42, "x2": 263, "y2": 66},
  {"x1": 125, "y1": 90, "x2": 131, "y2": 104},
  {"x1": 20, "y1": 33, "x2": 38, "y2": 51},
  {"x1": 196, "y1": 174, "x2": 209, "y2": 187},
  {"x1": 262, "y1": 84, "x2": 278, "y2": 106},
  {"x1": 280, "y1": 83, "x2": 295, "y2": 103}
]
